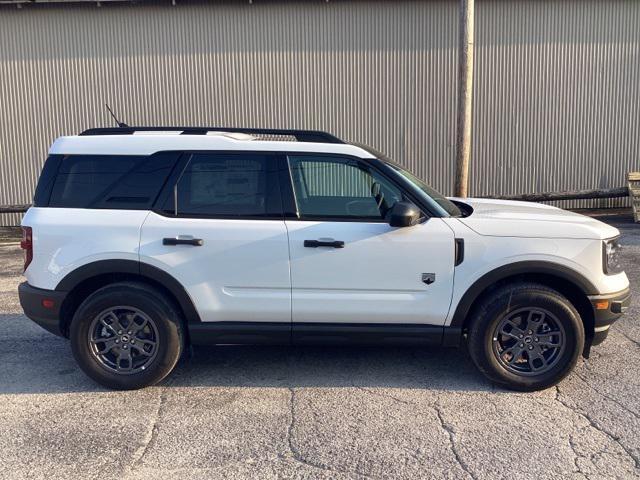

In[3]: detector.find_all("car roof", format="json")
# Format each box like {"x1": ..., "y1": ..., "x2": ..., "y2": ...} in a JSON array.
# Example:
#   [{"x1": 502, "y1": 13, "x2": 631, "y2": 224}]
[{"x1": 49, "y1": 132, "x2": 375, "y2": 158}]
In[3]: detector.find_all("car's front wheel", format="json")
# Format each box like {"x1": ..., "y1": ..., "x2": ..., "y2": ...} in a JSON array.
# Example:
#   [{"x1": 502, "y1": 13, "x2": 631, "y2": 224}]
[
  {"x1": 70, "y1": 282, "x2": 184, "y2": 390},
  {"x1": 467, "y1": 282, "x2": 584, "y2": 391}
]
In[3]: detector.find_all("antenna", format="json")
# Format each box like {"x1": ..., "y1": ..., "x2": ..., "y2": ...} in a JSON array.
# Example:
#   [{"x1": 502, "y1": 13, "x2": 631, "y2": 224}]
[{"x1": 105, "y1": 104, "x2": 128, "y2": 128}]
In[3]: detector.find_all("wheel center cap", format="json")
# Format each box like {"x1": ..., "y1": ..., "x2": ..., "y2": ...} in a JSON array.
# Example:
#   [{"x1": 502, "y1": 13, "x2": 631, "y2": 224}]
[
  {"x1": 524, "y1": 336, "x2": 532, "y2": 344},
  {"x1": 121, "y1": 335, "x2": 130, "y2": 343}
]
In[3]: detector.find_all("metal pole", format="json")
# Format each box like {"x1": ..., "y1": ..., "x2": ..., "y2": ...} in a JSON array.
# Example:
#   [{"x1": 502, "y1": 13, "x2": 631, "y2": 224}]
[{"x1": 454, "y1": 0, "x2": 475, "y2": 198}]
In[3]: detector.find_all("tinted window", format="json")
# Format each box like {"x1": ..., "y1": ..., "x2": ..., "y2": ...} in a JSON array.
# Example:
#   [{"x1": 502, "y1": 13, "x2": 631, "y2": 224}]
[
  {"x1": 49, "y1": 155, "x2": 145, "y2": 208},
  {"x1": 33, "y1": 155, "x2": 63, "y2": 207},
  {"x1": 47, "y1": 153, "x2": 177, "y2": 209},
  {"x1": 288, "y1": 155, "x2": 404, "y2": 220},
  {"x1": 94, "y1": 152, "x2": 178, "y2": 209},
  {"x1": 167, "y1": 153, "x2": 281, "y2": 217}
]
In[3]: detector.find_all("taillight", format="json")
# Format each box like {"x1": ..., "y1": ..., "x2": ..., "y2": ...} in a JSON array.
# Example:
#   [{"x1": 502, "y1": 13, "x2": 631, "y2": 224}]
[{"x1": 20, "y1": 226, "x2": 33, "y2": 272}]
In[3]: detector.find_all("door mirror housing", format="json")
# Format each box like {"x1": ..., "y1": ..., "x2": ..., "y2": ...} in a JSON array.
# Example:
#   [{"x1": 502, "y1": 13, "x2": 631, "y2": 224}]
[{"x1": 388, "y1": 201, "x2": 421, "y2": 228}]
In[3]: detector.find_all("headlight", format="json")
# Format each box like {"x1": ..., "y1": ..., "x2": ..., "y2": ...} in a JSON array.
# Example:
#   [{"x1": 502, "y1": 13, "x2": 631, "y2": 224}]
[{"x1": 603, "y1": 237, "x2": 623, "y2": 275}]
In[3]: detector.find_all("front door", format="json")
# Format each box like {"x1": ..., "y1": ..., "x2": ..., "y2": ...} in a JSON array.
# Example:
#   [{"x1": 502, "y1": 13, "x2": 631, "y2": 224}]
[{"x1": 283, "y1": 154, "x2": 455, "y2": 333}]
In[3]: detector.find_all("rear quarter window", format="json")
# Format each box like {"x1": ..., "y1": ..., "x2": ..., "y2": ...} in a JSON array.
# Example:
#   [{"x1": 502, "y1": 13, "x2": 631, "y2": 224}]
[{"x1": 47, "y1": 153, "x2": 179, "y2": 209}]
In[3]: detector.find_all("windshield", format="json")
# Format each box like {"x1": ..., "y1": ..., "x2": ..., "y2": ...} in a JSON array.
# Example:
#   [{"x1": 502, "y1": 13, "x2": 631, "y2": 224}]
[
  {"x1": 386, "y1": 163, "x2": 462, "y2": 217},
  {"x1": 351, "y1": 142, "x2": 462, "y2": 217}
]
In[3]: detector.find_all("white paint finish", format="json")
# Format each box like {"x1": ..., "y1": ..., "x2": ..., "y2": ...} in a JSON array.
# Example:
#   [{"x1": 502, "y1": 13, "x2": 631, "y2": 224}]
[
  {"x1": 452, "y1": 197, "x2": 621, "y2": 240},
  {"x1": 49, "y1": 135, "x2": 374, "y2": 159},
  {"x1": 285, "y1": 218, "x2": 456, "y2": 325},
  {"x1": 21, "y1": 207, "x2": 148, "y2": 290},
  {"x1": 21, "y1": 203, "x2": 629, "y2": 330},
  {"x1": 21, "y1": 157, "x2": 628, "y2": 331},
  {"x1": 443, "y1": 219, "x2": 630, "y2": 326},
  {"x1": 139, "y1": 213, "x2": 291, "y2": 323}
]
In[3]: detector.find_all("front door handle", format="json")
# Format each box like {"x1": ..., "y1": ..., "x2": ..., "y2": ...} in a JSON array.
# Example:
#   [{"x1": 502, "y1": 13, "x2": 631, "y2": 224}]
[
  {"x1": 163, "y1": 237, "x2": 204, "y2": 246},
  {"x1": 304, "y1": 239, "x2": 345, "y2": 248}
]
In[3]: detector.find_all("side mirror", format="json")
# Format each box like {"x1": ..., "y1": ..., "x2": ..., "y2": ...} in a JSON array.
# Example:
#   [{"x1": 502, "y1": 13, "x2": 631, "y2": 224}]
[{"x1": 388, "y1": 201, "x2": 421, "y2": 228}]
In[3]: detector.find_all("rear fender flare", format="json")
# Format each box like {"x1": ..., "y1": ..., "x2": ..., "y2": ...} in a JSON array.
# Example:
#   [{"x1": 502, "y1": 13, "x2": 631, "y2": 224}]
[{"x1": 55, "y1": 259, "x2": 201, "y2": 323}]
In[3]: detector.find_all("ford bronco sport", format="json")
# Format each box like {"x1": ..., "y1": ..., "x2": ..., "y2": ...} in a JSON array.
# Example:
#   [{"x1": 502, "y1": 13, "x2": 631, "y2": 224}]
[{"x1": 19, "y1": 127, "x2": 630, "y2": 391}]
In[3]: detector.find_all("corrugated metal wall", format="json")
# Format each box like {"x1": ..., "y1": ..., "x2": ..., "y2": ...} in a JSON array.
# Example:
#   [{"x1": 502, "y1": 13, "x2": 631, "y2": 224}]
[
  {"x1": 473, "y1": 0, "x2": 640, "y2": 210},
  {"x1": 0, "y1": 0, "x2": 639, "y2": 225}
]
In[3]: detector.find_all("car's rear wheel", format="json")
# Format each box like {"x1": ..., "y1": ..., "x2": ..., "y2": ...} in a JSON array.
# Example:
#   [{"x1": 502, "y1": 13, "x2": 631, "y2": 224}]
[
  {"x1": 70, "y1": 282, "x2": 184, "y2": 390},
  {"x1": 467, "y1": 282, "x2": 584, "y2": 391}
]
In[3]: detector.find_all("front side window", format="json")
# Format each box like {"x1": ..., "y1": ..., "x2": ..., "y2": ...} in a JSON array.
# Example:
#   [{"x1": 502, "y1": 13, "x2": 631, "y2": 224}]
[
  {"x1": 353, "y1": 142, "x2": 462, "y2": 217},
  {"x1": 166, "y1": 153, "x2": 281, "y2": 217},
  {"x1": 288, "y1": 155, "x2": 404, "y2": 220}
]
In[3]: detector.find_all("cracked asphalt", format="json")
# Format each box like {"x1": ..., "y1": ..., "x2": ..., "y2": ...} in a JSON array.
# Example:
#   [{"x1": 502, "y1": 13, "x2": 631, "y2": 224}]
[{"x1": 1, "y1": 215, "x2": 639, "y2": 479}]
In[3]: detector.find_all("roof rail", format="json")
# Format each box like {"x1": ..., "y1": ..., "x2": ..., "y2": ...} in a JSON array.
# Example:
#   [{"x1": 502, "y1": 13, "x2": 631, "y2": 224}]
[{"x1": 79, "y1": 126, "x2": 344, "y2": 144}]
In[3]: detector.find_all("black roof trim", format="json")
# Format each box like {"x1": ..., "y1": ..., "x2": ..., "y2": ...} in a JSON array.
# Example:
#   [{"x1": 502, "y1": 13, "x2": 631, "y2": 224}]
[{"x1": 79, "y1": 126, "x2": 344, "y2": 144}]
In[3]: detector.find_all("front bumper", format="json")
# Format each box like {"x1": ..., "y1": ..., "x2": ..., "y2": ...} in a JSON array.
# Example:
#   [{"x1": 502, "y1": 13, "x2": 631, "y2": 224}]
[
  {"x1": 18, "y1": 282, "x2": 68, "y2": 337},
  {"x1": 588, "y1": 287, "x2": 631, "y2": 345}
]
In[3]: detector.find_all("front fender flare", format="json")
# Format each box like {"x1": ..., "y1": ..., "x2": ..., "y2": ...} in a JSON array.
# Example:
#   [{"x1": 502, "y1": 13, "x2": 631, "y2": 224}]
[{"x1": 449, "y1": 261, "x2": 598, "y2": 328}]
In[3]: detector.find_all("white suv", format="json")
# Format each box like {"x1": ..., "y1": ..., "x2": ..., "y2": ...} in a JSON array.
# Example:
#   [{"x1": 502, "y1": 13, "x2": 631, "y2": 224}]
[{"x1": 19, "y1": 127, "x2": 630, "y2": 391}]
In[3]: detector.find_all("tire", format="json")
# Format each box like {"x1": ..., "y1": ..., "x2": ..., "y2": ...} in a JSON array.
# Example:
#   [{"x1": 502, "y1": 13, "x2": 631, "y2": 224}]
[
  {"x1": 70, "y1": 282, "x2": 184, "y2": 390},
  {"x1": 467, "y1": 282, "x2": 584, "y2": 391}
]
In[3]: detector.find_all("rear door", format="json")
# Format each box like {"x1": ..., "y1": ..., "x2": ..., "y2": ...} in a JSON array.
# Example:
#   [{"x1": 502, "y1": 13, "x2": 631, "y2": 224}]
[
  {"x1": 139, "y1": 152, "x2": 291, "y2": 337},
  {"x1": 282, "y1": 154, "x2": 455, "y2": 334}
]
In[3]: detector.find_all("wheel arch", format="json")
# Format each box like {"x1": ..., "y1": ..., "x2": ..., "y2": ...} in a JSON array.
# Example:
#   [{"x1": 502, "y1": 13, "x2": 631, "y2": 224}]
[
  {"x1": 451, "y1": 261, "x2": 596, "y2": 351},
  {"x1": 56, "y1": 260, "x2": 201, "y2": 337}
]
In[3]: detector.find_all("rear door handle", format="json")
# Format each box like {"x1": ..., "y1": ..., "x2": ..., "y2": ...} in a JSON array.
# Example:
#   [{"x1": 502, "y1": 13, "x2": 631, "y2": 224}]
[
  {"x1": 304, "y1": 239, "x2": 345, "y2": 248},
  {"x1": 163, "y1": 237, "x2": 204, "y2": 246}
]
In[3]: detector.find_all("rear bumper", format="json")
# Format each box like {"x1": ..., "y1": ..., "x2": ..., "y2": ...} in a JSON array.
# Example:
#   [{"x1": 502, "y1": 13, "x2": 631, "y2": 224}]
[
  {"x1": 588, "y1": 287, "x2": 631, "y2": 345},
  {"x1": 18, "y1": 282, "x2": 67, "y2": 337}
]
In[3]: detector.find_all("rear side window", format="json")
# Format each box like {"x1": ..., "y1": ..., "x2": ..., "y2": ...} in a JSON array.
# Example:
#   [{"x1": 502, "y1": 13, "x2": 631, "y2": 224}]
[
  {"x1": 164, "y1": 153, "x2": 282, "y2": 218},
  {"x1": 47, "y1": 153, "x2": 178, "y2": 209}
]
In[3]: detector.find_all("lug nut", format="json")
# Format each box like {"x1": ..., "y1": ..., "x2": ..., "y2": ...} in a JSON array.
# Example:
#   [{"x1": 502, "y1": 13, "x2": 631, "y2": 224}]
[
  {"x1": 131, "y1": 339, "x2": 135, "y2": 344},
  {"x1": 534, "y1": 337, "x2": 539, "y2": 342},
  {"x1": 123, "y1": 345, "x2": 128, "y2": 350},
  {"x1": 528, "y1": 345, "x2": 534, "y2": 350},
  {"x1": 128, "y1": 331, "x2": 132, "y2": 335},
  {"x1": 519, "y1": 343, "x2": 524, "y2": 347},
  {"x1": 519, "y1": 334, "x2": 524, "y2": 339},
  {"x1": 115, "y1": 339, "x2": 120, "y2": 344},
  {"x1": 118, "y1": 330, "x2": 123, "y2": 335}
]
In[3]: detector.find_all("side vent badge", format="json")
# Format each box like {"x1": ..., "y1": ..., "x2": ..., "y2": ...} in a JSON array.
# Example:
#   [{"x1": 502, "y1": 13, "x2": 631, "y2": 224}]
[{"x1": 422, "y1": 273, "x2": 436, "y2": 285}]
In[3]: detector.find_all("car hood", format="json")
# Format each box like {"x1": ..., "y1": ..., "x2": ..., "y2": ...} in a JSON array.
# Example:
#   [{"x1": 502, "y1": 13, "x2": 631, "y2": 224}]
[{"x1": 449, "y1": 197, "x2": 619, "y2": 240}]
